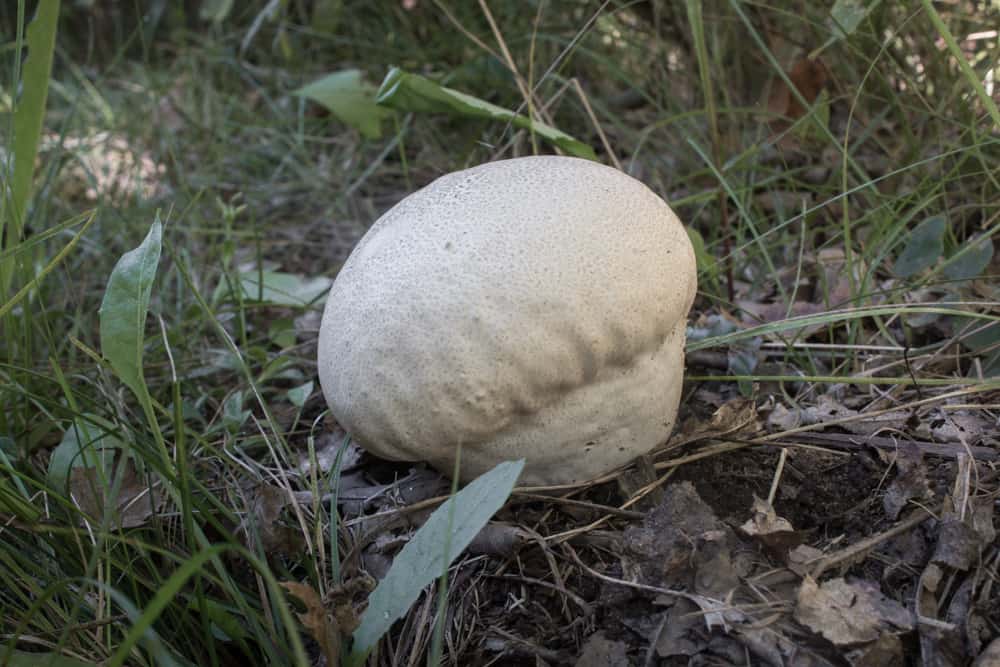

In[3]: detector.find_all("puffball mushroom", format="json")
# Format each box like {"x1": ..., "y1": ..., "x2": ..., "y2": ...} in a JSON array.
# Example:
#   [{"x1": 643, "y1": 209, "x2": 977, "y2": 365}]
[{"x1": 318, "y1": 156, "x2": 697, "y2": 486}]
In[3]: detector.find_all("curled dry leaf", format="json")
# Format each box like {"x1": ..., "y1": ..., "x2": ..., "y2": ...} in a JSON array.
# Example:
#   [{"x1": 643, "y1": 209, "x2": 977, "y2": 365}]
[
  {"x1": 739, "y1": 496, "x2": 803, "y2": 555},
  {"x1": 280, "y1": 581, "x2": 341, "y2": 666}
]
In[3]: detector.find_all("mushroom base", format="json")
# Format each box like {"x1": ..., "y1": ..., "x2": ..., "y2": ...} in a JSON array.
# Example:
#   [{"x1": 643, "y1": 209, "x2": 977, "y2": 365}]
[{"x1": 350, "y1": 322, "x2": 687, "y2": 487}]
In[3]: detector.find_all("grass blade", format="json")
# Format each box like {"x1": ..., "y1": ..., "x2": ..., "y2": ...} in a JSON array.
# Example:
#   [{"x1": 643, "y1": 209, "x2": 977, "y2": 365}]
[{"x1": 8, "y1": 0, "x2": 61, "y2": 231}]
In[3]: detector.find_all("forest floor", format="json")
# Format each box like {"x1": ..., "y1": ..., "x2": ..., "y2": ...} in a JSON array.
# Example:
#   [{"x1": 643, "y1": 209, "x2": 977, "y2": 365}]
[{"x1": 3, "y1": 2, "x2": 999, "y2": 665}]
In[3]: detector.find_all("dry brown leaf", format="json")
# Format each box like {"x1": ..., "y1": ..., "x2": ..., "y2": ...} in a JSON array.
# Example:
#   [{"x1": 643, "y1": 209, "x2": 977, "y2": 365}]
[
  {"x1": 739, "y1": 496, "x2": 803, "y2": 555},
  {"x1": 280, "y1": 581, "x2": 340, "y2": 665},
  {"x1": 767, "y1": 57, "x2": 829, "y2": 125},
  {"x1": 845, "y1": 633, "x2": 905, "y2": 667},
  {"x1": 239, "y1": 484, "x2": 304, "y2": 556},
  {"x1": 795, "y1": 576, "x2": 914, "y2": 646},
  {"x1": 70, "y1": 457, "x2": 157, "y2": 529},
  {"x1": 787, "y1": 544, "x2": 826, "y2": 577},
  {"x1": 575, "y1": 631, "x2": 629, "y2": 667},
  {"x1": 973, "y1": 637, "x2": 1000, "y2": 667},
  {"x1": 883, "y1": 441, "x2": 931, "y2": 520}
]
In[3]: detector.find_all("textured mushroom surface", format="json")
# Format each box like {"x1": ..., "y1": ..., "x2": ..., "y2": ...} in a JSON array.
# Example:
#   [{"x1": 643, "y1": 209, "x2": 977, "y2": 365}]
[{"x1": 318, "y1": 156, "x2": 697, "y2": 486}]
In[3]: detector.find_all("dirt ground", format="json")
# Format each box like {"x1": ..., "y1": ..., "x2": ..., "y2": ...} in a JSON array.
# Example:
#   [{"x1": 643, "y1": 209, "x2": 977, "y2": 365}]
[{"x1": 270, "y1": 380, "x2": 999, "y2": 666}]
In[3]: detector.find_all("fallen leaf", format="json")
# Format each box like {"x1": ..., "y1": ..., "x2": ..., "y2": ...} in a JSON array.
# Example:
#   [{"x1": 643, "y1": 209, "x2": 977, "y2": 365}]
[
  {"x1": 973, "y1": 637, "x2": 1000, "y2": 667},
  {"x1": 845, "y1": 632, "x2": 905, "y2": 667},
  {"x1": 574, "y1": 631, "x2": 629, "y2": 667},
  {"x1": 766, "y1": 57, "x2": 829, "y2": 129},
  {"x1": 795, "y1": 576, "x2": 914, "y2": 646},
  {"x1": 740, "y1": 495, "x2": 803, "y2": 555},
  {"x1": 239, "y1": 484, "x2": 303, "y2": 557},
  {"x1": 70, "y1": 457, "x2": 157, "y2": 529},
  {"x1": 649, "y1": 598, "x2": 703, "y2": 658},
  {"x1": 883, "y1": 440, "x2": 931, "y2": 520},
  {"x1": 280, "y1": 581, "x2": 341, "y2": 666}
]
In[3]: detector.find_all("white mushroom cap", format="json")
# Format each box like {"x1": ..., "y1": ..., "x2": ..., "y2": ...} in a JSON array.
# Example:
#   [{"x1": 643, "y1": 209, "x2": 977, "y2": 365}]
[{"x1": 318, "y1": 156, "x2": 697, "y2": 486}]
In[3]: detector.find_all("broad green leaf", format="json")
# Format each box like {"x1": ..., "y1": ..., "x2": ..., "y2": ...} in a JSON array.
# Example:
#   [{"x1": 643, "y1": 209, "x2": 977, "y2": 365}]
[
  {"x1": 829, "y1": 0, "x2": 870, "y2": 38},
  {"x1": 99, "y1": 218, "x2": 163, "y2": 398},
  {"x1": 943, "y1": 235, "x2": 993, "y2": 281},
  {"x1": 286, "y1": 381, "x2": 313, "y2": 408},
  {"x1": 0, "y1": 649, "x2": 98, "y2": 667},
  {"x1": 46, "y1": 415, "x2": 121, "y2": 494},
  {"x1": 200, "y1": 0, "x2": 234, "y2": 23},
  {"x1": 375, "y1": 68, "x2": 598, "y2": 160},
  {"x1": 267, "y1": 317, "x2": 296, "y2": 349},
  {"x1": 348, "y1": 459, "x2": 524, "y2": 663},
  {"x1": 219, "y1": 270, "x2": 332, "y2": 307},
  {"x1": 295, "y1": 70, "x2": 392, "y2": 139},
  {"x1": 8, "y1": 0, "x2": 61, "y2": 231},
  {"x1": 222, "y1": 391, "x2": 249, "y2": 432},
  {"x1": 894, "y1": 215, "x2": 946, "y2": 278}
]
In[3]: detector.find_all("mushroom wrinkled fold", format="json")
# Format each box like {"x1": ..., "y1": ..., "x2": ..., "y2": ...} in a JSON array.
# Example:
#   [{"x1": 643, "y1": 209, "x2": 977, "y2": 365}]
[{"x1": 318, "y1": 156, "x2": 697, "y2": 486}]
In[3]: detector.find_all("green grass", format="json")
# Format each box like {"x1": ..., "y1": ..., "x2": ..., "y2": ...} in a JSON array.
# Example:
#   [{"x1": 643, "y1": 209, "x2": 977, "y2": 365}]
[{"x1": 2, "y1": 0, "x2": 999, "y2": 664}]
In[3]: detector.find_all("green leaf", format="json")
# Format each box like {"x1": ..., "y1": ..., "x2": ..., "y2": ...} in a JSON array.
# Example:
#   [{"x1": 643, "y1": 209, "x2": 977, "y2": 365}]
[
  {"x1": 348, "y1": 459, "x2": 524, "y2": 663},
  {"x1": 375, "y1": 68, "x2": 598, "y2": 160},
  {"x1": 267, "y1": 317, "x2": 296, "y2": 349},
  {"x1": 894, "y1": 215, "x2": 946, "y2": 278},
  {"x1": 286, "y1": 381, "x2": 313, "y2": 408},
  {"x1": 222, "y1": 391, "x2": 249, "y2": 432},
  {"x1": 295, "y1": 70, "x2": 392, "y2": 139},
  {"x1": 187, "y1": 598, "x2": 249, "y2": 642},
  {"x1": 0, "y1": 445, "x2": 40, "y2": 522},
  {"x1": 685, "y1": 227, "x2": 718, "y2": 286},
  {"x1": 219, "y1": 270, "x2": 332, "y2": 307},
  {"x1": 46, "y1": 415, "x2": 121, "y2": 495},
  {"x1": 829, "y1": 0, "x2": 871, "y2": 39},
  {"x1": 199, "y1": 0, "x2": 234, "y2": 23},
  {"x1": 8, "y1": 0, "x2": 61, "y2": 230},
  {"x1": 99, "y1": 218, "x2": 163, "y2": 398},
  {"x1": 0, "y1": 437, "x2": 15, "y2": 459},
  {"x1": 943, "y1": 235, "x2": 993, "y2": 281},
  {"x1": 0, "y1": 649, "x2": 98, "y2": 667}
]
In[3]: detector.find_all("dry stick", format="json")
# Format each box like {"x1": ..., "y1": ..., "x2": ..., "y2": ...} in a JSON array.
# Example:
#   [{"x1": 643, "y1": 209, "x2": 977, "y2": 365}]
[
  {"x1": 570, "y1": 78, "x2": 622, "y2": 170},
  {"x1": 545, "y1": 468, "x2": 677, "y2": 545},
  {"x1": 766, "y1": 448, "x2": 788, "y2": 506},
  {"x1": 808, "y1": 505, "x2": 939, "y2": 579},
  {"x1": 479, "y1": 0, "x2": 553, "y2": 127},
  {"x1": 489, "y1": 573, "x2": 592, "y2": 614},
  {"x1": 520, "y1": 526, "x2": 575, "y2": 623},
  {"x1": 786, "y1": 432, "x2": 999, "y2": 462},
  {"x1": 865, "y1": 314, "x2": 992, "y2": 412},
  {"x1": 431, "y1": 0, "x2": 500, "y2": 60},
  {"x1": 336, "y1": 388, "x2": 996, "y2": 570},
  {"x1": 510, "y1": 492, "x2": 643, "y2": 519}
]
